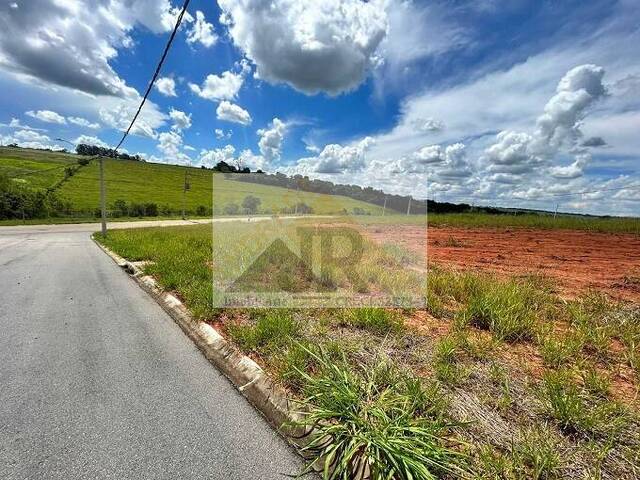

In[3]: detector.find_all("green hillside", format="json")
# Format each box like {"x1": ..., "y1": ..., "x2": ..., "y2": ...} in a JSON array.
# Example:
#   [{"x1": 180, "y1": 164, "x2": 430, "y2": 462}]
[{"x1": 0, "y1": 147, "x2": 384, "y2": 217}]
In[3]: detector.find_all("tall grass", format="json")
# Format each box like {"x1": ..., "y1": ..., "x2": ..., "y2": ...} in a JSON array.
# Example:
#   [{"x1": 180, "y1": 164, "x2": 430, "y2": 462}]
[{"x1": 291, "y1": 346, "x2": 468, "y2": 479}]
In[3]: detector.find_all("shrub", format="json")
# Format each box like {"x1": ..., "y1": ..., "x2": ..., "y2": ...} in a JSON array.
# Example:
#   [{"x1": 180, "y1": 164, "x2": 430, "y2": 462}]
[
  {"x1": 144, "y1": 202, "x2": 158, "y2": 217},
  {"x1": 291, "y1": 347, "x2": 467, "y2": 479},
  {"x1": 196, "y1": 205, "x2": 208, "y2": 216},
  {"x1": 223, "y1": 202, "x2": 240, "y2": 215}
]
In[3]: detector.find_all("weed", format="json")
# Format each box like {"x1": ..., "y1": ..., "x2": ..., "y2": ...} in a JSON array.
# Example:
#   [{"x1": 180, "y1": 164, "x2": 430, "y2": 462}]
[
  {"x1": 226, "y1": 309, "x2": 299, "y2": 352},
  {"x1": 580, "y1": 365, "x2": 611, "y2": 399},
  {"x1": 291, "y1": 347, "x2": 468, "y2": 479},
  {"x1": 338, "y1": 307, "x2": 403, "y2": 335},
  {"x1": 537, "y1": 370, "x2": 628, "y2": 437},
  {"x1": 433, "y1": 335, "x2": 468, "y2": 385},
  {"x1": 539, "y1": 333, "x2": 583, "y2": 368},
  {"x1": 461, "y1": 280, "x2": 537, "y2": 342},
  {"x1": 512, "y1": 424, "x2": 562, "y2": 479}
]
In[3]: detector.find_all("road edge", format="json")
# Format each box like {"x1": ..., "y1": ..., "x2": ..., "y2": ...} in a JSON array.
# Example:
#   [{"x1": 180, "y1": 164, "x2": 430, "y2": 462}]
[{"x1": 91, "y1": 236, "x2": 309, "y2": 449}]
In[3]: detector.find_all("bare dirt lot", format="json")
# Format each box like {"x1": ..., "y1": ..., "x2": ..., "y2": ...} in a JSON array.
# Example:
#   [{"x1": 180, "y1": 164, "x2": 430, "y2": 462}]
[{"x1": 365, "y1": 225, "x2": 640, "y2": 301}]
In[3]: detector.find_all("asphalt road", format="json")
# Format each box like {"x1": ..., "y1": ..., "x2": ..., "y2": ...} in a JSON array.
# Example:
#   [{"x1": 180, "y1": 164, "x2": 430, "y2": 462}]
[{"x1": 0, "y1": 224, "x2": 303, "y2": 479}]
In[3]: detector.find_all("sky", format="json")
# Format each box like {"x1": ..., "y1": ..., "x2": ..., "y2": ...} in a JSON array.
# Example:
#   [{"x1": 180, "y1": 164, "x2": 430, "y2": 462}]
[{"x1": 0, "y1": 0, "x2": 639, "y2": 216}]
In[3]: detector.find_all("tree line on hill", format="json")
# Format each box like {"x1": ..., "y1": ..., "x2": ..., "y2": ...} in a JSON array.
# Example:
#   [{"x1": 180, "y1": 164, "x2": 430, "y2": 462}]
[
  {"x1": 75, "y1": 144, "x2": 143, "y2": 162},
  {"x1": 224, "y1": 171, "x2": 483, "y2": 215}
]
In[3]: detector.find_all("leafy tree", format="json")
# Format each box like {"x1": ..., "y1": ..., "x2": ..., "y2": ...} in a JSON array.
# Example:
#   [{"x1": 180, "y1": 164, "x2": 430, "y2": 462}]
[{"x1": 242, "y1": 195, "x2": 261, "y2": 214}]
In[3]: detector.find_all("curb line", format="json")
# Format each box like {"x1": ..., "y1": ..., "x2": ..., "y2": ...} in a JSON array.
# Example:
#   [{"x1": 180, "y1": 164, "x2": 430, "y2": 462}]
[{"x1": 92, "y1": 236, "x2": 308, "y2": 448}]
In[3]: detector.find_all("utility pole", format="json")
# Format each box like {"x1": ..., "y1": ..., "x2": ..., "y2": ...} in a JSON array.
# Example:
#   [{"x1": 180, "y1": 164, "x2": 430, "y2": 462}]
[
  {"x1": 182, "y1": 169, "x2": 190, "y2": 220},
  {"x1": 553, "y1": 203, "x2": 559, "y2": 219},
  {"x1": 406, "y1": 197, "x2": 412, "y2": 216},
  {"x1": 382, "y1": 196, "x2": 387, "y2": 216},
  {"x1": 99, "y1": 157, "x2": 107, "y2": 237}
]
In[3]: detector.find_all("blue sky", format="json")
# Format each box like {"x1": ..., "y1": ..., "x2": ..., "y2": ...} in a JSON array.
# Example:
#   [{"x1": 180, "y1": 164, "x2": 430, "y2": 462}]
[{"x1": 1, "y1": 0, "x2": 639, "y2": 215}]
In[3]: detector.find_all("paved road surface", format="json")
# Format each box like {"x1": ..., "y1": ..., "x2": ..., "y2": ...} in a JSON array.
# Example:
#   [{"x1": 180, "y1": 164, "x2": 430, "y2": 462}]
[{"x1": 0, "y1": 224, "x2": 303, "y2": 479}]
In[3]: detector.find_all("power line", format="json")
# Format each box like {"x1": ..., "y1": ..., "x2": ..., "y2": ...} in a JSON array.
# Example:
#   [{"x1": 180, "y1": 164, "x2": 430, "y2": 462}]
[{"x1": 114, "y1": 0, "x2": 191, "y2": 152}]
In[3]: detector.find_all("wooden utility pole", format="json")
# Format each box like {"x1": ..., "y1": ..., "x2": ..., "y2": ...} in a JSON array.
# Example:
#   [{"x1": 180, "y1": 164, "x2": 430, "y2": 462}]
[
  {"x1": 99, "y1": 157, "x2": 107, "y2": 237},
  {"x1": 382, "y1": 196, "x2": 387, "y2": 216},
  {"x1": 406, "y1": 197, "x2": 412, "y2": 216}
]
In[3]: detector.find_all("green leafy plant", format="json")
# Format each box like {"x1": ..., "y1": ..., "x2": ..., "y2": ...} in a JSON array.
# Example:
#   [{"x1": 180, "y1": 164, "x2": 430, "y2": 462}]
[{"x1": 290, "y1": 346, "x2": 468, "y2": 479}]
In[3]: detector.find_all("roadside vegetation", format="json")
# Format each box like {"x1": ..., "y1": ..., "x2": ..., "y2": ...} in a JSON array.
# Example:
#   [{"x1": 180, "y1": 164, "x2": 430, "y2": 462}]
[{"x1": 99, "y1": 221, "x2": 640, "y2": 479}]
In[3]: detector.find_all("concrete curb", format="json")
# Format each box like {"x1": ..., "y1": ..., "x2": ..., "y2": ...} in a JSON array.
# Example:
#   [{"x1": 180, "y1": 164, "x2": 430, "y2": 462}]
[{"x1": 92, "y1": 237, "x2": 309, "y2": 448}]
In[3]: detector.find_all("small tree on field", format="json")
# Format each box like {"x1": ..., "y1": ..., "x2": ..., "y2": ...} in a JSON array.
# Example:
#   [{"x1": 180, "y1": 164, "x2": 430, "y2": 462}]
[{"x1": 242, "y1": 195, "x2": 261, "y2": 214}]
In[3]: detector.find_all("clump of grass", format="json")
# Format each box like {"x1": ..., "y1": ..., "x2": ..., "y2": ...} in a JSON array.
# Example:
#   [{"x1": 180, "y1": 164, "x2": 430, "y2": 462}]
[
  {"x1": 512, "y1": 424, "x2": 563, "y2": 479},
  {"x1": 537, "y1": 369, "x2": 628, "y2": 437},
  {"x1": 432, "y1": 335, "x2": 467, "y2": 385},
  {"x1": 539, "y1": 332, "x2": 584, "y2": 368},
  {"x1": 291, "y1": 346, "x2": 468, "y2": 479},
  {"x1": 460, "y1": 280, "x2": 538, "y2": 342},
  {"x1": 337, "y1": 307, "x2": 403, "y2": 335},
  {"x1": 226, "y1": 309, "x2": 299, "y2": 353},
  {"x1": 580, "y1": 365, "x2": 611, "y2": 399}
]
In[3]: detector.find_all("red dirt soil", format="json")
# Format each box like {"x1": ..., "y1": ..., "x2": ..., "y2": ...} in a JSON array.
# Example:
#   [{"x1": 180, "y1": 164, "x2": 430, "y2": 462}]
[{"x1": 365, "y1": 225, "x2": 640, "y2": 301}]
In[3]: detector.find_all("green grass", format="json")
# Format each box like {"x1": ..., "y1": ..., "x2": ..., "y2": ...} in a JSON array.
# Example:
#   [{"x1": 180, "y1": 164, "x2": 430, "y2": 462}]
[
  {"x1": 1, "y1": 147, "x2": 385, "y2": 217},
  {"x1": 0, "y1": 147, "x2": 78, "y2": 191},
  {"x1": 291, "y1": 346, "x2": 467, "y2": 480},
  {"x1": 336, "y1": 307, "x2": 403, "y2": 334}
]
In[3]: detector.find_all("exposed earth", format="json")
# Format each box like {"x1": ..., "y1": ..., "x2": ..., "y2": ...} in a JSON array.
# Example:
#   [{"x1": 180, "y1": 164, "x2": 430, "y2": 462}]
[{"x1": 364, "y1": 224, "x2": 640, "y2": 301}]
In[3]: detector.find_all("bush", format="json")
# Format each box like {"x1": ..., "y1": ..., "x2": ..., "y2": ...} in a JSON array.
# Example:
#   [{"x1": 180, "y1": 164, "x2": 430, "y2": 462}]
[
  {"x1": 129, "y1": 202, "x2": 146, "y2": 217},
  {"x1": 144, "y1": 202, "x2": 158, "y2": 217},
  {"x1": 196, "y1": 205, "x2": 208, "y2": 216},
  {"x1": 0, "y1": 173, "x2": 63, "y2": 220},
  {"x1": 223, "y1": 202, "x2": 240, "y2": 215},
  {"x1": 241, "y1": 195, "x2": 261, "y2": 214}
]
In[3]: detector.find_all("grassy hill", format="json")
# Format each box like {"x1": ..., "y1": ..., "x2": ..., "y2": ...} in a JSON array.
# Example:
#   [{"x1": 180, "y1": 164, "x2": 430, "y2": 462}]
[{"x1": 0, "y1": 147, "x2": 384, "y2": 217}]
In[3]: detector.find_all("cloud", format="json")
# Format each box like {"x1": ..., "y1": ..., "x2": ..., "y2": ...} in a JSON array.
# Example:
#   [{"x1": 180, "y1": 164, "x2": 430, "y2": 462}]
[
  {"x1": 215, "y1": 128, "x2": 232, "y2": 140},
  {"x1": 199, "y1": 144, "x2": 235, "y2": 167},
  {"x1": 99, "y1": 100, "x2": 164, "y2": 140},
  {"x1": 257, "y1": 118, "x2": 286, "y2": 164},
  {"x1": 189, "y1": 69, "x2": 245, "y2": 101},
  {"x1": 395, "y1": 142, "x2": 472, "y2": 178},
  {"x1": 155, "y1": 77, "x2": 177, "y2": 97},
  {"x1": 216, "y1": 101, "x2": 252, "y2": 125},
  {"x1": 217, "y1": 0, "x2": 387, "y2": 95},
  {"x1": 169, "y1": 108, "x2": 192, "y2": 130},
  {"x1": 1, "y1": 128, "x2": 62, "y2": 150},
  {"x1": 484, "y1": 64, "x2": 607, "y2": 177},
  {"x1": 581, "y1": 136, "x2": 606, "y2": 147},
  {"x1": 186, "y1": 11, "x2": 217, "y2": 48},
  {"x1": 0, "y1": 0, "x2": 181, "y2": 97},
  {"x1": 68, "y1": 116, "x2": 100, "y2": 129},
  {"x1": 26, "y1": 109, "x2": 66, "y2": 124},
  {"x1": 0, "y1": 118, "x2": 46, "y2": 132},
  {"x1": 74, "y1": 135, "x2": 108, "y2": 148},
  {"x1": 412, "y1": 117, "x2": 444, "y2": 133},
  {"x1": 157, "y1": 130, "x2": 192, "y2": 164},
  {"x1": 296, "y1": 137, "x2": 374, "y2": 173}
]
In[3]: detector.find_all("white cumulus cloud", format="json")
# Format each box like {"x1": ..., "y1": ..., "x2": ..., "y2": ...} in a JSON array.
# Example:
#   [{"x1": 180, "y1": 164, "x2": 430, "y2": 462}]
[
  {"x1": 186, "y1": 11, "x2": 217, "y2": 48},
  {"x1": 155, "y1": 77, "x2": 177, "y2": 97},
  {"x1": 189, "y1": 69, "x2": 245, "y2": 101},
  {"x1": 26, "y1": 110, "x2": 66, "y2": 124},
  {"x1": 217, "y1": 0, "x2": 387, "y2": 96},
  {"x1": 216, "y1": 101, "x2": 252, "y2": 125},
  {"x1": 169, "y1": 108, "x2": 192, "y2": 131},
  {"x1": 257, "y1": 118, "x2": 286, "y2": 164}
]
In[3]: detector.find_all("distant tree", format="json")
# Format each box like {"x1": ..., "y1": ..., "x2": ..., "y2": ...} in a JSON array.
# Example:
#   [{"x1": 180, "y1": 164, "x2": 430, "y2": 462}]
[
  {"x1": 223, "y1": 202, "x2": 240, "y2": 215},
  {"x1": 242, "y1": 195, "x2": 261, "y2": 214}
]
